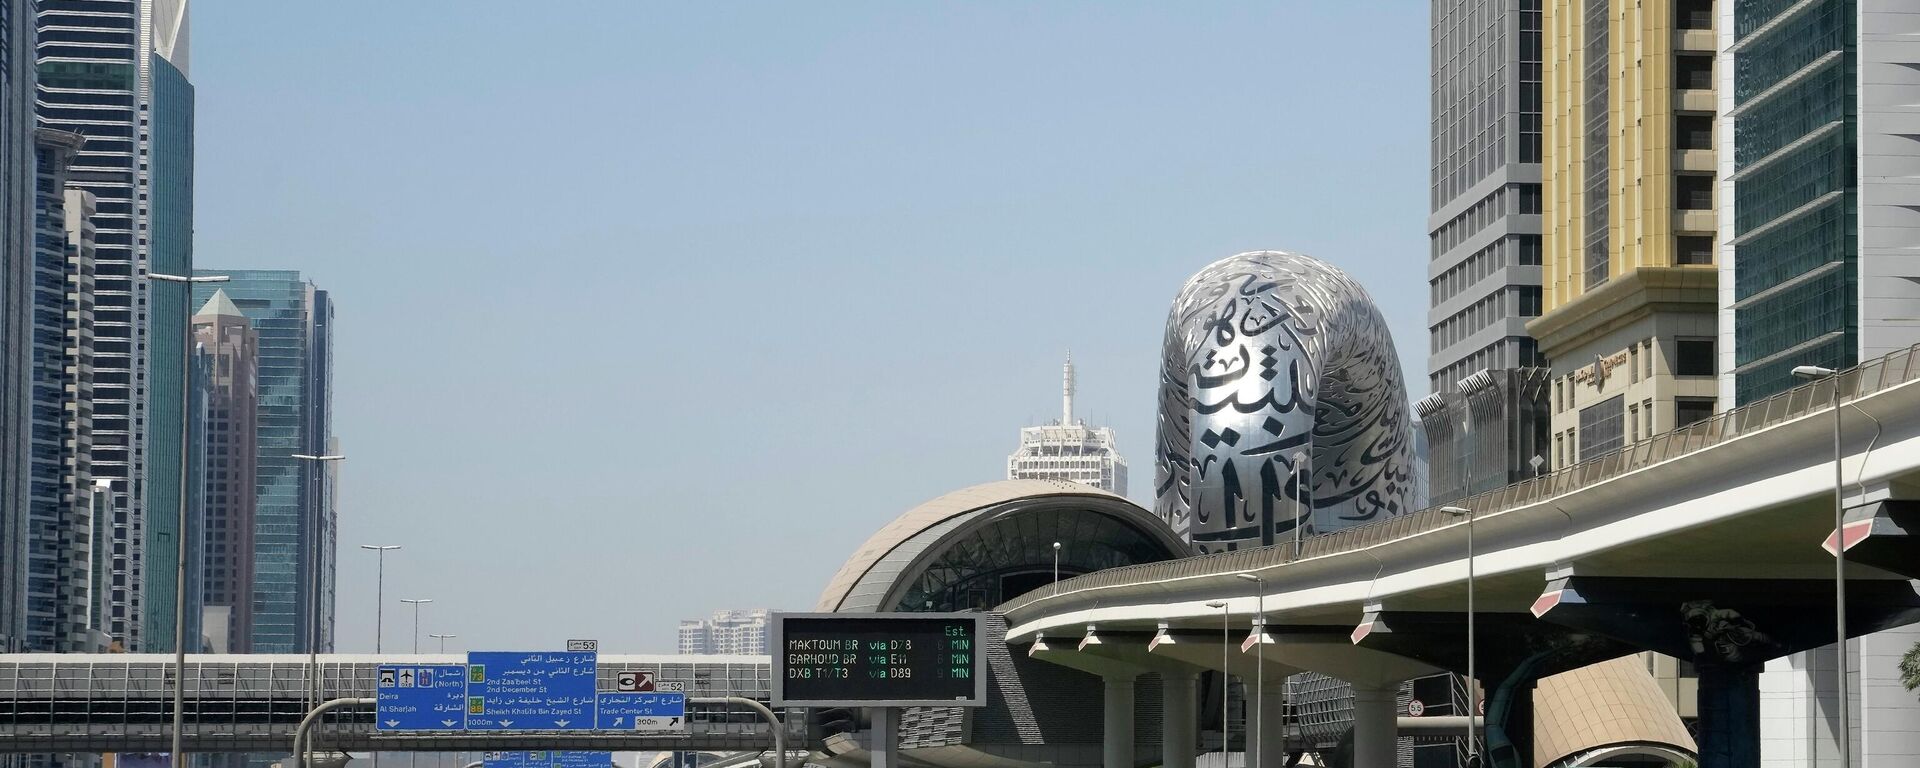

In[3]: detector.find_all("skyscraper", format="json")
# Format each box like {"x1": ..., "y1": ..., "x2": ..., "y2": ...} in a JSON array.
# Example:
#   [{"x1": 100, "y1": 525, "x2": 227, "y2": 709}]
[
  {"x1": 193, "y1": 290, "x2": 256, "y2": 654},
  {"x1": 193, "y1": 271, "x2": 334, "y2": 653},
  {"x1": 1007, "y1": 356, "x2": 1127, "y2": 495},
  {"x1": 1718, "y1": 1, "x2": 1920, "y2": 402},
  {"x1": 1418, "y1": 0, "x2": 1550, "y2": 504},
  {"x1": 0, "y1": 0, "x2": 36, "y2": 653},
  {"x1": 24, "y1": 128, "x2": 92, "y2": 652},
  {"x1": 36, "y1": 0, "x2": 196, "y2": 652},
  {"x1": 1720, "y1": 2, "x2": 1920, "y2": 761},
  {"x1": 1529, "y1": 0, "x2": 1719, "y2": 470}
]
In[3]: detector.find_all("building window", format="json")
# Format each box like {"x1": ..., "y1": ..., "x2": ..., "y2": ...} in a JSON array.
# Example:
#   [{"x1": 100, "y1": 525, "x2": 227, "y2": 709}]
[
  {"x1": 1555, "y1": 433, "x2": 1565, "y2": 468},
  {"x1": 1676, "y1": 235, "x2": 1713, "y2": 265},
  {"x1": 1645, "y1": 398, "x2": 1655, "y2": 435},
  {"x1": 1630, "y1": 343, "x2": 1640, "y2": 383},
  {"x1": 1676, "y1": 0, "x2": 1713, "y2": 29},
  {"x1": 1675, "y1": 114, "x2": 1714, "y2": 151},
  {"x1": 1644, "y1": 341, "x2": 1655, "y2": 379},
  {"x1": 1629, "y1": 403, "x2": 1641, "y2": 442},
  {"x1": 1675, "y1": 55, "x2": 1713, "y2": 90},
  {"x1": 1676, "y1": 338, "x2": 1715, "y2": 376},
  {"x1": 1676, "y1": 397, "x2": 1715, "y2": 428},
  {"x1": 1676, "y1": 174, "x2": 1714, "y2": 210},
  {"x1": 1580, "y1": 396, "x2": 1626, "y2": 459}
]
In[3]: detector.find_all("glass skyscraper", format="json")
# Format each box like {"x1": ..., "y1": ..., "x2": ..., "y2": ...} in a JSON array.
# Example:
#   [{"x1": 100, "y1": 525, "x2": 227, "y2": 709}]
[
  {"x1": 193, "y1": 271, "x2": 335, "y2": 653},
  {"x1": 1722, "y1": 1, "x2": 1920, "y2": 761},
  {"x1": 0, "y1": 0, "x2": 37, "y2": 653},
  {"x1": 36, "y1": 0, "x2": 195, "y2": 652},
  {"x1": 1418, "y1": 0, "x2": 1551, "y2": 505}
]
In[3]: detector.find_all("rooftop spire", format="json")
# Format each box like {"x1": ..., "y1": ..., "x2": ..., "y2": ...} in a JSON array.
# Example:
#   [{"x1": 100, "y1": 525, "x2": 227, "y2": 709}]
[{"x1": 1063, "y1": 351, "x2": 1075, "y2": 426}]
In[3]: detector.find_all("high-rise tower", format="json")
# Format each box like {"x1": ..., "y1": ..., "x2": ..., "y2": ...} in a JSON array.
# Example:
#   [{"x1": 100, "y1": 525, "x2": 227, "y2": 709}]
[
  {"x1": 36, "y1": 0, "x2": 195, "y2": 651},
  {"x1": 192, "y1": 290, "x2": 256, "y2": 653},
  {"x1": 1530, "y1": 0, "x2": 1719, "y2": 471},
  {"x1": 193, "y1": 271, "x2": 334, "y2": 653},
  {"x1": 1418, "y1": 0, "x2": 1552, "y2": 505},
  {"x1": 0, "y1": 0, "x2": 37, "y2": 653},
  {"x1": 1007, "y1": 355, "x2": 1127, "y2": 495},
  {"x1": 1720, "y1": 2, "x2": 1920, "y2": 761}
]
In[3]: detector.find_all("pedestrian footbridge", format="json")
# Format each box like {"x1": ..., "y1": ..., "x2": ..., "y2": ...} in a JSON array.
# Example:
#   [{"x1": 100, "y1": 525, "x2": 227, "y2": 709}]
[{"x1": 0, "y1": 654, "x2": 794, "y2": 753}]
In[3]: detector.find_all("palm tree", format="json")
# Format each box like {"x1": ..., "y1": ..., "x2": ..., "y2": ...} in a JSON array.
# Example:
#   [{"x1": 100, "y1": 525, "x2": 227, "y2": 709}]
[{"x1": 1904, "y1": 641, "x2": 1920, "y2": 693}]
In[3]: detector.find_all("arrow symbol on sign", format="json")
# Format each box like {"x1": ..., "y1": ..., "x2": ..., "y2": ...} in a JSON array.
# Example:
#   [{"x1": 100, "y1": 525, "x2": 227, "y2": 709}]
[
  {"x1": 442, "y1": 720, "x2": 456, "y2": 727},
  {"x1": 670, "y1": 717, "x2": 680, "y2": 727},
  {"x1": 384, "y1": 720, "x2": 398, "y2": 728},
  {"x1": 499, "y1": 719, "x2": 513, "y2": 728},
  {"x1": 555, "y1": 719, "x2": 570, "y2": 728},
  {"x1": 612, "y1": 717, "x2": 624, "y2": 727}
]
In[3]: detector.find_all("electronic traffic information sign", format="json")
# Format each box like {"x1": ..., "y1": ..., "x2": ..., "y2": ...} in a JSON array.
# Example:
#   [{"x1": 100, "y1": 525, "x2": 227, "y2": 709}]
[{"x1": 772, "y1": 613, "x2": 986, "y2": 707}]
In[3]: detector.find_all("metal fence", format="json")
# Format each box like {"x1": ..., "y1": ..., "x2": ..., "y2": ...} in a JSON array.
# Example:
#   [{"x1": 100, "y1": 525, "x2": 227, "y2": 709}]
[{"x1": 1000, "y1": 343, "x2": 1920, "y2": 617}]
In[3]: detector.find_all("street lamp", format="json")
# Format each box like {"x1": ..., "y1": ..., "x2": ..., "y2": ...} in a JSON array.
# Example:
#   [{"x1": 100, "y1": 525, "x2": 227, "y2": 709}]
[
  {"x1": 1442, "y1": 505, "x2": 1477, "y2": 765},
  {"x1": 1290, "y1": 451, "x2": 1308, "y2": 560},
  {"x1": 1205, "y1": 601, "x2": 1229, "y2": 765},
  {"x1": 1235, "y1": 573, "x2": 1266, "y2": 768},
  {"x1": 1794, "y1": 363, "x2": 1851, "y2": 768},
  {"x1": 147, "y1": 271, "x2": 227, "y2": 768},
  {"x1": 358, "y1": 545, "x2": 401, "y2": 652},
  {"x1": 401, "y1": 599, "x2": 434, "y2": 653},
  {"x1": 1052, "y1": 541, "x2": 1062, "y2": 595},
  {"x1": 293, "y1": 452, "x2": 345, "y2": 712},
  {"x1": 429, "y1": 633, "x2": 457, "y2": 653}
]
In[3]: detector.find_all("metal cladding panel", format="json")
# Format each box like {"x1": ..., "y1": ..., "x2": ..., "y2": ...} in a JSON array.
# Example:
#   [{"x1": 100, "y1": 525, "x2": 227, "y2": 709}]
[{"x1": 1156, "y1": 251, "x2": 1417, "y2": 553}]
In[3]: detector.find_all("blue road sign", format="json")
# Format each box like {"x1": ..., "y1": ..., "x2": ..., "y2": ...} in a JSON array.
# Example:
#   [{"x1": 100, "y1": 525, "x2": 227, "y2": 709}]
[
  {"x1": 376, "y1": 664, "x2": 469, "y2": 731},
  {"x1": 595, "y1": 692, "x2": 687, "y2": 730},
  {"x1": 481, "y1": 752, "x2": 548, "y2": 768},
  {"x1": 549, "y1": 753, "x2": 613, "y2": 768},
  {"x1": 465, "y1": 651, "x2": 598, "y2": 730}
]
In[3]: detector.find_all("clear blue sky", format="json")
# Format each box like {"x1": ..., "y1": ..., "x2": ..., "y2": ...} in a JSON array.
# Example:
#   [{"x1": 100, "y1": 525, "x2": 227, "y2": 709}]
[{"x1": 192, "y1": 1, "x2": 1433, "y2": 653}]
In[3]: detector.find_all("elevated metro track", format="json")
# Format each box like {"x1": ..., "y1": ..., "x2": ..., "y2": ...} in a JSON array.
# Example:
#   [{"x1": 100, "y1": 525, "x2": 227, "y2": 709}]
[{"x1": 998, "y1": 343, "x2": 1920, "y2": 639}]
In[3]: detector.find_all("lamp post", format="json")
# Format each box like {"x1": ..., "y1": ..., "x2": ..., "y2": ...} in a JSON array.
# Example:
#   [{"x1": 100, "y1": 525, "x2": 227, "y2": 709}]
[
  {"x1": 1794, "y1": 363, "x2": 1851, "y2": 768},
  {"x1": 401, "y1": 599, "x2": 433, "y2": 653},
  {"x1": 1442, "y1": 506, "x2": 1476, "y2": 765},
  {"x1": 292, "y1": 452, "x2": 345, "y2": 712},
  {"x1": 1290, "y1": 451, "x2": 1308, "y2": 560},
  {"x1": 358, "y1": 545, "x2": 401, "y2": 653},
  {"x1": 1052, "y1": 541, "x2": 1062, "y2": 595},
  {"x1": 147, "y1": 271, "x2": 228, "y2": 768},
  {"x1": 1235, "y1": 573, "x2": 1266, "y2": 768},
  {"x1": 429, "y1": 633, "x2": 457, "y2": 653},
  {"x1": 1205, "y1": 601, "x2": 1229, "y2": 765}
]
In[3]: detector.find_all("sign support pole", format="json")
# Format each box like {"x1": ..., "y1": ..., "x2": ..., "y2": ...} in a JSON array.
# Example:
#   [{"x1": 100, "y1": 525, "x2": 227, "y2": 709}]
[{"x1": 871, "y1": 707, "x2": 898, "y2": 768}]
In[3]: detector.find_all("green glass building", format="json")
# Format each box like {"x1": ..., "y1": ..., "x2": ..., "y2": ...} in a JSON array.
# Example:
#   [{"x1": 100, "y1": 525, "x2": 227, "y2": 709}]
[{"x1": 1722, "y1": 0, "x2": 1920, "y2": 404}]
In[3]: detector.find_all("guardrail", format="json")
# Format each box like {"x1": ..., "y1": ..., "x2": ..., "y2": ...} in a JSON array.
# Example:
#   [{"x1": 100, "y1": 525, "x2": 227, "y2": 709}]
[{"x1": 998, "y1": 343, "x2": 1920, "y2": 617}]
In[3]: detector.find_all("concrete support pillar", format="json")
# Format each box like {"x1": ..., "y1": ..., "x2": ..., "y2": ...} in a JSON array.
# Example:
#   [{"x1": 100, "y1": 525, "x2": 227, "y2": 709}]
[
  {"x1": 1104, "y1": 674, "x2": 1137, "y2": 768},
  {"x1": 1256, "y1": 678, "x2": 1288, "y2": 768},
  {"x1": 1351, "y1": 682, "x2": 1399, "y2": 768},
  {"x1": 1696, "y1": 663, "x2": 1760, "y2": 768},
  {"x1": 1162, "y1": 670, "x2": 1199, "y2": 768}
]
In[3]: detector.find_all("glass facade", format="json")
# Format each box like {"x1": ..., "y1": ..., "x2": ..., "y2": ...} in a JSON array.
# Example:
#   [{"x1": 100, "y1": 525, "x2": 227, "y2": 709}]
[
  {"x1": 140, "y1": 52, "x2": 196, "y2": 653},
  {"x1": 1729, "y1": 0, "x2": 1858, "y2": 404},
  {"x1": 193, "y1": 272, "x2": 333, "y2": 653},
  {"x1": 37, "y1": 0, "x2": 145, "y2": 650},
  {"x1": 1427, "y1": 0, "x2": 1548, "y2": 397},
  {"x1": 0, "y1": 0, "x2": 34, "y2": 653}
]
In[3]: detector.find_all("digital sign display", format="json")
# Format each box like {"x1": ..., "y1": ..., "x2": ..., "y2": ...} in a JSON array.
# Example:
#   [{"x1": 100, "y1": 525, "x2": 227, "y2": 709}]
[{"x1": 772, "y1": 613, "x2": 986, "y2": 707}]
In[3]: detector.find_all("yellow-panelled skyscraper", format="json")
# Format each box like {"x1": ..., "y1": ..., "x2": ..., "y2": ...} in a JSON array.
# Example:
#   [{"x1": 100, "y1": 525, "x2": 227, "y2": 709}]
[{"x1": 1529, "y1": 0, "x2": 1720, "y2": 471}]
